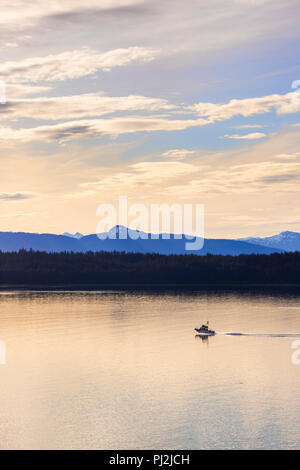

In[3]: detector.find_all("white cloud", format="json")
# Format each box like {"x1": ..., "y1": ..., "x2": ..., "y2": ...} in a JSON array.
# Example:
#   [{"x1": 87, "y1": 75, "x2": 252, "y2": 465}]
[
  {"x1": 0, "y1": 1, "x2": 299, "y2": 77},
  {"x1": 190, "y1": 92, "x2": 300, "y2": 121},
  {"x1": 1, "y1": 89, "x2": 299, "y2": 142},
  {"x1": 0, "y1": 117, "x2": 209, "y2": 143},
  {"x1": 161, "y1": 149, "x2": 198, "y2": 160},
  {"x1": 4, "y1": 42, "x2": 19, "y2": 48},
  {"x1": 234, "y1": 124, "x2": 264, "y2": 129},
  {"x1": 77, "y1": 155, "x2": 300, "y2": 201},
  {"x1": 0, "y1": 1, "x2": 145, "y2": 28},
  {"x1": 274, "y1": 153, "x2": 300, "y2": 160},
  {"x1": 162, "y1": 160, "x2": 300, "y2": 197},
  {"x1": 1, "y1": 93, "x2": 174, "y2": 121},
  {"x1": 223, "y1": 132, "x2": 267, "y2": 140},
  {"x1": 0, "y1": 46, "x2": 158, "y2": 83},
  {"x1": 5, "y1": 84, "x2": 53, "y2": 99},
  {"x1": 81, "y1": 161, "x2": 196, "y2": 193}
]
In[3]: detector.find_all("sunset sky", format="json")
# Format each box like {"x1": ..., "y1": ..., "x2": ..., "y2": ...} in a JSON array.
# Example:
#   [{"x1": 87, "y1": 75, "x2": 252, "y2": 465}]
[{"x1": 1, "y1": 0, "x2": 300, "y2": 238}]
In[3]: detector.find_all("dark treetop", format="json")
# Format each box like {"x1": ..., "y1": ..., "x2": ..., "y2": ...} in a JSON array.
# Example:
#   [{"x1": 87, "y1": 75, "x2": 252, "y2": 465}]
[{"x1": 0, "y1": 249, "x2": 300, "y2": 285}]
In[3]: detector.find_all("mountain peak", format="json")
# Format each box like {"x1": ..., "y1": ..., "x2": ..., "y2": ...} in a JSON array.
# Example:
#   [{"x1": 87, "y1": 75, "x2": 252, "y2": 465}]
[
  {"x1": 278, "y1": 231, "x2": 298, "y2": 237},
  {"x1": 63, "y1": 232, "x2": 83, "y2": 239},
  {"x1": 240, "y1": 230, "x2": 300, "y2": 251}
]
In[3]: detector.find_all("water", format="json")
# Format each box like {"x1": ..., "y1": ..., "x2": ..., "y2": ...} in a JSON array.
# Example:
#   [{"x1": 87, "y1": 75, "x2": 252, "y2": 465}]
[{"x1": 0, "y1": 288, "x2": 299, "y2": 449}]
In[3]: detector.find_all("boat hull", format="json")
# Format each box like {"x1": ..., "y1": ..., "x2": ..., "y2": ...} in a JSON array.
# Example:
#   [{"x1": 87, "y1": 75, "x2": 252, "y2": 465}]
[{"x1": 194, "y1": 328, "x2": 215, "y2": 335}]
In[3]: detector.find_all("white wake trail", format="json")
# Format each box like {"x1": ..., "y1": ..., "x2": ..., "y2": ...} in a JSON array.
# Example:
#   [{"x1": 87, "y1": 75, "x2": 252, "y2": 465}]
[{"x1": 217, "y1": 332, "x2": 300, "y2": 338}]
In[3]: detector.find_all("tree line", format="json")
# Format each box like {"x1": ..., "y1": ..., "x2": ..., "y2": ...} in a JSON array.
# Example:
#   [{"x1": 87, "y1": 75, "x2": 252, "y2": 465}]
[{"x1": 0, "y1": 249, "x2": 300, "y2": 285}]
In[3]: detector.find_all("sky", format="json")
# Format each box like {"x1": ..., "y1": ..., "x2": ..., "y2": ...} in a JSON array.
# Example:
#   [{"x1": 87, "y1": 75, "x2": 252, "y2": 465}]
[{"x1": 1, "y1": 0, "x2": 300, "y2": 238}]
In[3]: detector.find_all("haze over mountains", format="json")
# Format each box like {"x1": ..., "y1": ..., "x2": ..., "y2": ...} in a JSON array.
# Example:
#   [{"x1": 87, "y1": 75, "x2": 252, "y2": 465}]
[{"x1": 1, "y1": 227, "x2": 297, "y2": 256}]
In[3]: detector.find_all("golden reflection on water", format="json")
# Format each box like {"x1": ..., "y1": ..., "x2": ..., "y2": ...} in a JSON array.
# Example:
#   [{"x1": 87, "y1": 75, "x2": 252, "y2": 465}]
[{"x1": 0, "y1": 289, "x2": 299, "y2": 449}]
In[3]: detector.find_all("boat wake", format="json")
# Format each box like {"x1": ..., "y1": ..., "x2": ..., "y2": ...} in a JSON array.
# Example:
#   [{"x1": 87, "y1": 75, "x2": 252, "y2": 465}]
[{"x1": 217, "y1": 332, "x2": 300, "y2": 338}]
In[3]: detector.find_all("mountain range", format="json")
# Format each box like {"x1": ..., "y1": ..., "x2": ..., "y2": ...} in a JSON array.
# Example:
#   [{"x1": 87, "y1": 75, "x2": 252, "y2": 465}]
[
  {"x1": 63, "y1": 232, "x2": 84, "y2": 240},
  {"x1": 239, "y1": 231, "x2": 300, "y2": 252},
  {"x1": 1, "y1": 226, "x2": 298, "y2": 256}
]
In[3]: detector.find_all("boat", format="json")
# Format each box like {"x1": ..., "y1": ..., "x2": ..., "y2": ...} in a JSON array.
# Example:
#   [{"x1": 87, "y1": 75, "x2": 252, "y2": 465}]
[{"x1": 194, "y1": 322, "x2": 215, "y2": 335}]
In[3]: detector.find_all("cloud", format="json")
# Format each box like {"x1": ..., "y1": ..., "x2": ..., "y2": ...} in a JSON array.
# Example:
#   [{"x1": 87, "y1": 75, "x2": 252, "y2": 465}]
[
  {"x1": 0, "y1": 1, "x2": 145, "y2": 29},
  {"x1": 0, "y1": 117, "x2": 209, "y2": 143},
  {"x1": 0, "y1": 192, "x2": 36, "y2": 200},
  {"x1": 0, "y1": 93, "x2": 174, "y2": 121},
  {"x1": 0, "y1": 46, "x2": 158, "y2": 83},
  {"x1": 234, "y1": 124, "x2": 264, "y2": 129},
  {"x1": 4, "y1": 42, "x2": 19, "y2": 48},
  {"x1": 1, "y1": 0, "x2": 299, "y2": 79},
  {"x1": 131, "y1": 161, "x2": 196, "y2": 178},
  {"x1": 274, "y1": 153, "x2": 300, "y2": 160},
  {"x1": 2, "y1": 1, "x2": 296, "y2": 57},
  {"x1": 162, "y1": 160, "x2": 300, "y2": 197},
  {"x1": 223, "y1": 132, "x2": 267, "y2": 140},
  {"x1": 190, "y1": 92, "x2": 300, "y2": 121},
  {"x1": 161, "y1": 149, "x2": 198, "y2": 160},
  {"x1": 5, "y1": 84, "x2": 53, "y2": 99},
  {"x1": 1, "y1": 89, "x2": 299, "y2": 142},
  {"x1": 0, "y1": 212, "x2": 36, "y2": 218},
  {"x1": 81, "y1": 161, "x2": 197, "y2": 194},
  {"x1": 77, "y1": 154, "x2": 300, "y2": 202}
]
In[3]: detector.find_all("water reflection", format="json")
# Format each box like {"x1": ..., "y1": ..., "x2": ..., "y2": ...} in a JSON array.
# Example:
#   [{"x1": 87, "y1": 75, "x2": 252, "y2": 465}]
[
  {"x1": 0, "y1": 288, "x2": 299, "y2": 449},
  {"x1": 195, "y1": 334, "x2": 211, "y2": 343}
]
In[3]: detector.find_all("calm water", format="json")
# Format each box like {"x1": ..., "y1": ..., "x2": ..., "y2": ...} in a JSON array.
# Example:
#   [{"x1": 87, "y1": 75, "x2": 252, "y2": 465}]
[{"x1": 0, "y1": 289, "x2": 299, "y2": 449}]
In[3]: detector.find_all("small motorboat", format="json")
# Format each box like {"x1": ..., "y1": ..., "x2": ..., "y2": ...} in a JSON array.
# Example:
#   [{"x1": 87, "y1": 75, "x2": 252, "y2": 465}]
[{"x1": 194, "y1": 322, "x2": 215, "y2": 336}]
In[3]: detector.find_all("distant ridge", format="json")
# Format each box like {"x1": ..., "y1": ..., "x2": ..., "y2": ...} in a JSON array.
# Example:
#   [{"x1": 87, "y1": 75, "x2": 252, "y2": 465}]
[
  {"x1": 63, "y1": 232, "x2": 83, "y2": 239},
  {"x1": 239, "y1": 231, "x2": 300, "y2": 252},
  {"x1": 0, "y1": 226, "x2": 282, "y2": 256}
]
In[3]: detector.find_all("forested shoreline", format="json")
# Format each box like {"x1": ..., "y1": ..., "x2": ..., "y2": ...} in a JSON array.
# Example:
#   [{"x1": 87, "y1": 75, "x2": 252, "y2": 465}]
[{"x1": 0, "y1": 249, "x2": 300, "y2": 286}]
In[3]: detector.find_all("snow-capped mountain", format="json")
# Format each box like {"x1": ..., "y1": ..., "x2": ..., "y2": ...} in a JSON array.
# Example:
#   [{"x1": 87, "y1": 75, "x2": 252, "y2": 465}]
[
  {"x1": 63, "y1": 232, "x2": 83, "y2": 239},
  {"x1": 239, "y1": 231, "x2": 300, "y2": 252}
]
